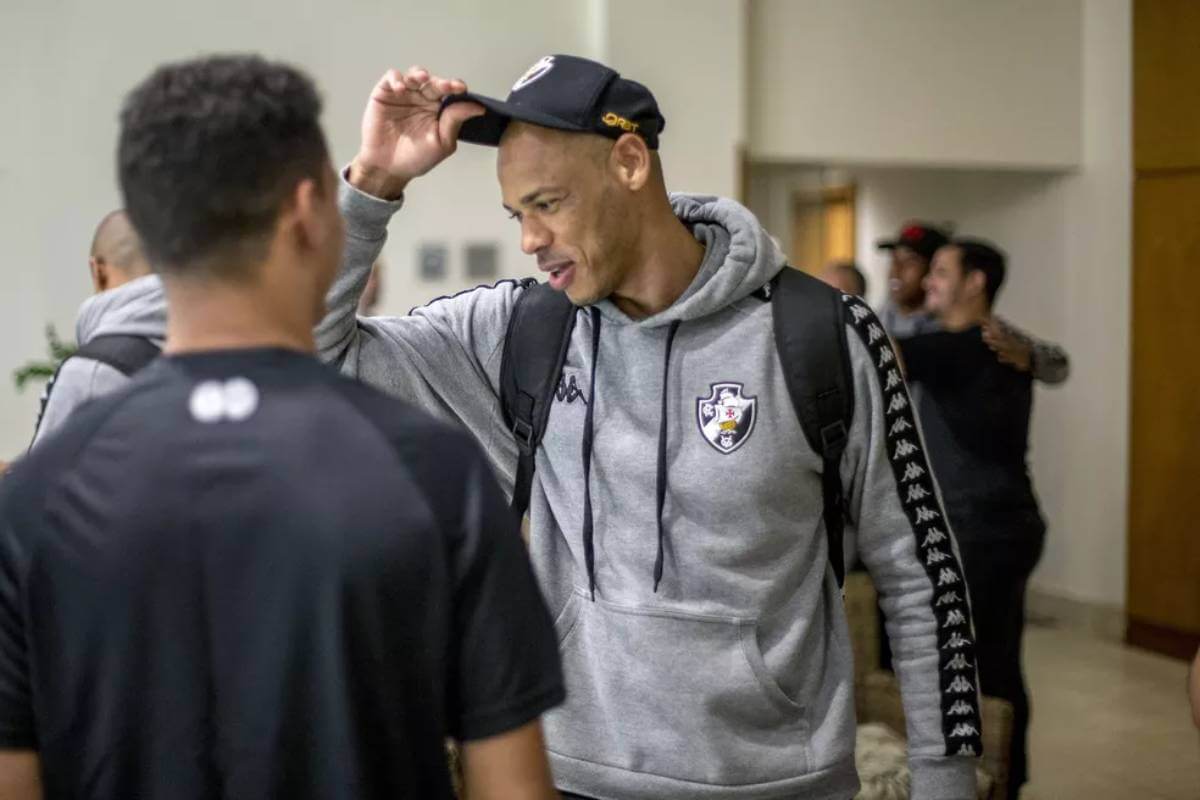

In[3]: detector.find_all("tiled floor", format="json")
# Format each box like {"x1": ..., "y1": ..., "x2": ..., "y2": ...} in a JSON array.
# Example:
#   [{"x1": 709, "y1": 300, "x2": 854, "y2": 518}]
[{"x1": 1020, "y1": 623, "x2": 1199, "y2": 799}]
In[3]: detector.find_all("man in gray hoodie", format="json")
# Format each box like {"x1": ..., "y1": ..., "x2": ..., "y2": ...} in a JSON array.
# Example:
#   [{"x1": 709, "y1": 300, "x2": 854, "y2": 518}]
[
  {"x1": 130, "y1": 55, "x2": 985, "y2": 798},
  {"x1": 31, "y1": 210, "x2": 164, "y2": 446}
]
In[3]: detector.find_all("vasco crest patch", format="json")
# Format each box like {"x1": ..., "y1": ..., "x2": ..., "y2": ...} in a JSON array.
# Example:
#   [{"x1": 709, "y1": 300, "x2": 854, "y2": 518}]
[{"x1": 697, "y1": 382, "x2": 757, "y2": 454}]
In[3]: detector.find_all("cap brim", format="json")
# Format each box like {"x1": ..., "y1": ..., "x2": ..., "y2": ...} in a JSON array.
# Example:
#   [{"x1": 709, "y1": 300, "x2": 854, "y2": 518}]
[{"x1": 443, "y1": 93, "x2": 587, "y2": 147}]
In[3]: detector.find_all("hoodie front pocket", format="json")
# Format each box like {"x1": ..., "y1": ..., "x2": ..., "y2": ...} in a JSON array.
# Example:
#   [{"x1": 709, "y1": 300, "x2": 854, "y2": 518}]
[{"x1": 544, "y1": 591, "x2": 811, "y2": 785}]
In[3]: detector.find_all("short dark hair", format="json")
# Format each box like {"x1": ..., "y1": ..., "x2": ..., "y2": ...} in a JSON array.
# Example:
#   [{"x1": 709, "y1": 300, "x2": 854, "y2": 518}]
[
  {"x1": 117, "y1": 55, "x2": 329, "y2": 278},
  {"x1": 952, "y1": 238, "x2": 1006, "y2": 306},
  {"x1": 831, "y1": 261, "x2": 867, "y2": 296}
]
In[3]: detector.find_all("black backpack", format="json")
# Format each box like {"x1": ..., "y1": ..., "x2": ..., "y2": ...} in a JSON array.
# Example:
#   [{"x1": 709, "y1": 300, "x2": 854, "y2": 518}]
[
  {"x1": 499, "y1": 267, "x2": 856, "y2": 588},
  {"x1": 32, "y1": 334, "x2": 161, "y2": 445}
]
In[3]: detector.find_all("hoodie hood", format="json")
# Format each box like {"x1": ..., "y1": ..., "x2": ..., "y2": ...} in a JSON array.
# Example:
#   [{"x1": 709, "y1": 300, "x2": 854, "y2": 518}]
[
  {"x1": 596, "y1": 193, "x2": 788, "y2": 328},
  {"x1": 75, "y1": 273, "x2": 167, "y2": 346}
]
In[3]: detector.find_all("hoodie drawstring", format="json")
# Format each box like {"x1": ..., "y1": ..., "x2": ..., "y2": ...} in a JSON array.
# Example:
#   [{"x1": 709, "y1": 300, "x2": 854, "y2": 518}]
[
  {"x1": 581, "y1": 307, "x2": 602, "y2": 600},
  {"x1": 653, "y1": 321, "x2": 681, "y2": 592},
  {"x1": 581, "y1": 313, "x2": 682, "y2": 599}
]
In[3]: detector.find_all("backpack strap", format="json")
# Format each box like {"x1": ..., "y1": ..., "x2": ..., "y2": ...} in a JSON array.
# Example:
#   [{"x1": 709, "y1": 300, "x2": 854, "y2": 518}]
[
  {"x1": 770, "y1": 268, "x2": 855, "y2": 588},
  {"x1": 499, "y1": 280, "x2": 579, "y2": 518},
  {"x1": 30, "y1": 334, "x2": 161, "y2": 447},
  {"x1": 74, "y1": 334, "x2": 162, "y2": 377}
]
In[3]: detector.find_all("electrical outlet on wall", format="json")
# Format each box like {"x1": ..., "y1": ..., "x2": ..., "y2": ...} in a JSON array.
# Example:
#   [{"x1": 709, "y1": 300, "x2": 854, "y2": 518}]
[
  {"x1": 464, "y1": 243, "x2": 499, "y2": 280},
  {"x1": 418, "y1": 243, "x2": 448, "y2": 282}
]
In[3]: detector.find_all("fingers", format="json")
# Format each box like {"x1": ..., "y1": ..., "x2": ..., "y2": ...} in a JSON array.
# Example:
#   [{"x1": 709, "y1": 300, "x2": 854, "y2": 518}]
[{"x1": 439, "y1": 99, "x2": 487, "y2": 145}]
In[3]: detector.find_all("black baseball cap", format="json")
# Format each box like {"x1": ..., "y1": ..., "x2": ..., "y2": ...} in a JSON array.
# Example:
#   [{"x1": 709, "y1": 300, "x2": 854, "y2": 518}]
[
  {"x1": 443, "y1": 54, "x2": 666, "y2": 150},
  {"x1": 876, "y1": 222, "x2": 952, "y2": 263}
]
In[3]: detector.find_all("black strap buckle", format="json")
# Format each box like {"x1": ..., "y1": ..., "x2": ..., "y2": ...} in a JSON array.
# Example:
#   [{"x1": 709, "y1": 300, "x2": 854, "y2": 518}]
[
  {"x1": 512, "y1": 418, "x2": 536, "y2": 452},
  {"x1": 820, "y1": 420, "x2": 848, "y2": 451}
]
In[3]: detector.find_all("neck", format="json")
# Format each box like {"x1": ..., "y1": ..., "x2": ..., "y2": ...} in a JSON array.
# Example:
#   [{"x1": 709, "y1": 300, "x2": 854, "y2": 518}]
[
  {"x1": 937, "y1": 302, "x2": 989, "y2": 332},
  {"x1": 897, "y1": 298, "x2": 926, "y2": 315},
  {"x1": 162, "y1": 274, "x2": 316, "y2": 355},
  {"x1": 610, "y1": 202, "x2": 706, "y2": 320}
]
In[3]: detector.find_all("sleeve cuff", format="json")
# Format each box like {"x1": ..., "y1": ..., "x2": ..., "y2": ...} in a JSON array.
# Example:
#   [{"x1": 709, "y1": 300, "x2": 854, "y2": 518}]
[
  {"x1": 338, "y1": 166, "x2": 405, "y2": 238},
  {"x1": 908, "y1": 755, "x2": 978, "y2": 800}
]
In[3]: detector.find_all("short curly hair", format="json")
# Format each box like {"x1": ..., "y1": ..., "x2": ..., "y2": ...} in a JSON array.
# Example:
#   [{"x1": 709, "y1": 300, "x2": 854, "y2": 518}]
[{"x1": 117, "y1": 54, "x2": 329, "y2": 278}]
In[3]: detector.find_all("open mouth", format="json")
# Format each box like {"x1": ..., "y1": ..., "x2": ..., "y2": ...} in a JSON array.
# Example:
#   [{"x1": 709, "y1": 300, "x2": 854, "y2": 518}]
[{"x1": 542, "y1": 261, "x2": 576, "y2": 291}]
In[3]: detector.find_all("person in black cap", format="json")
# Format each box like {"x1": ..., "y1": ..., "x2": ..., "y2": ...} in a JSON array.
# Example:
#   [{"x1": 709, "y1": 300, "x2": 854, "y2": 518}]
[
  {"x1": 125, "y1": 54, "x2": 986, "y2": 799},
  {"x1": 877, "y1": 221, "x2": 1072, "y2": 384}
]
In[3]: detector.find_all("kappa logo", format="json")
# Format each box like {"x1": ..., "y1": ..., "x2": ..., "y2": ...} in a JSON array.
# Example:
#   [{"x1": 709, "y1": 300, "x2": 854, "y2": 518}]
[
  {"x1": 950, "y1": 723, "x2": 980, "y2": 738},
  {"x1": 893, "y1": 439, "x2": 919, "y2": 459},
  {"x1": 924, "y1": 527, "x2": 947, "y2": 546},
  {"x1": 906, "y1": 484, "x2": 931, "y2": 503},
  {"x1": 942, "y1": 608, "x2": 967, "y2": 627},
  {"x1": 948, "y1": 700, "x2": 974, "y2": 716},
  {"x1": 957, "y1": 744, "x2": 978, "y2": 757},
  {"x1": 512, "y1": 55, "x2": 555, "y2": 92},
  {"x1": 936, "y1": 589, "x2": 961, "y2": 606},
  {"x1": 946, "y1": 653, "x2": 973, "y2": 671},
  {"x1": 697, "y1": 382, "x2": 757, "y2": 454},
  {"x1": 945, "y1": 631, "x2": 971, "y2": 649},
  {"x1": 877, "y1": 346, "x2": 895, "y2": 368},
  {"x1": 886, "y1": 393, "x2": 909, "y2": 415},
  {"x1": 937, "y1": 567, "x2": 961, "y2": 586},
  {"x1": 901, "y1": 461, "x2": 926, "y2": 482},
  {"x1": 926, "y1": 547, "x2": 951, "y2": 566},
  {"x1": 555, "y1": 374, "x2": 588, "y2": 405},
  {"x1": 867, "y1": 322, "x2": 885, "y2": 344},
  {"x1": 915, "y1": 505, "x2": 941, "y2": 523},
  {"x1": 885, "y1": 368, "x2": 903, "y2": 391},
  {"x1": 948, "y1": 675, "x2": 974, "y2": 694}
]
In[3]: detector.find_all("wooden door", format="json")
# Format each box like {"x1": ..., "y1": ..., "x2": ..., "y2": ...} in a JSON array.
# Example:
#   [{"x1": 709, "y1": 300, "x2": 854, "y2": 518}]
[{"x1": 1128, "y1": 0, "x2": 1200, "y2": 658}]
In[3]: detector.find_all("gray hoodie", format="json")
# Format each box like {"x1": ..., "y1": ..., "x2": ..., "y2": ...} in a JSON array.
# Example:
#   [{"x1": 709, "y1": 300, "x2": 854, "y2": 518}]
[
  {"x1": 31, "y1": 274, "x2": 165, "y2": 447},
  {"x1": 311, "y1": 176, "x2": 984, "y2": 800}
]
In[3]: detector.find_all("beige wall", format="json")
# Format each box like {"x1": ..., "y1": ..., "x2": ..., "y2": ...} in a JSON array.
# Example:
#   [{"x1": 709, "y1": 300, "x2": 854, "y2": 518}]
[{"x1": 748, "y1": 0, "x2": 1083, "y2": 169}]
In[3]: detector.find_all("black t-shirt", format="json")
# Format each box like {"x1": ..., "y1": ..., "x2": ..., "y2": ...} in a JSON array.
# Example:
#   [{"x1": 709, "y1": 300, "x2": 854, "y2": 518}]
[
  {"x1": 0, "y1": 348, "x2": 564, "y2": 799},
  {"x1": 897, "y1": 327, "x2": 1045, "y2": 540}
]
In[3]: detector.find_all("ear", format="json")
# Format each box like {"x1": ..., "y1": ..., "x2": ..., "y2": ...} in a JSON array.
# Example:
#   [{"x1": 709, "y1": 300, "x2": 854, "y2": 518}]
[
  {"x1": 609, "y1": 133, "x2": 652, "y2": 191},
  {"x1": 965, "y1": 268, "x2": 987, "y2": 299},
  {"x1": 89, "y1": 257, "x2": 108, "y2": 293},
  {"x1": 286, "y1": 176, "x2": 330, "y2": 254}
]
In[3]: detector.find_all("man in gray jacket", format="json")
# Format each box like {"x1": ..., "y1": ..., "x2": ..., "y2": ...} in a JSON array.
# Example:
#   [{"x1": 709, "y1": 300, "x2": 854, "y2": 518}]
[
  {"x1": 132, "y1": 55, "x2": 986, "y2": 798},
  {"x1": 315, "y1": 56, "x2": 983, "y2": 800},
  {"x1": 31, "y1": 210, "x2": 163, "y2": 446}
]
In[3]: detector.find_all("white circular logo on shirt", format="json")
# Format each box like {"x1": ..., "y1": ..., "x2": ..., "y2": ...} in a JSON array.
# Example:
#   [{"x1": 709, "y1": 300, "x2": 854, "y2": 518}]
[
  {"x1": 222, "y1": 377, "x2": 260, "y2": 421},
  {"x1": 189, "y1": 381, "x2": 226, "y2": 423},
  {"x1": 188, "y1": 378, "x2": 260, "y2": 423}
]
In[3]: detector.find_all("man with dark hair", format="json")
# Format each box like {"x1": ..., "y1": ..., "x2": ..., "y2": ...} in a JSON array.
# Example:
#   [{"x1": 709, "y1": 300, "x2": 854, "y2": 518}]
[
  {"x1": 820, "y1": 260, "x2": 867, "y2": 297},
  {"x1": 895, "y1": 238, "x2": 1047, "y2": 800},
  {"x1": 30, "y1": 210, "x2": 161, "y2": 447},
  {"x1": 0, "y1": 55, "x2": 563, "y2": 800},
  {"x1": 877, "y1": 221, "x2": 1072, "y2": 384}
]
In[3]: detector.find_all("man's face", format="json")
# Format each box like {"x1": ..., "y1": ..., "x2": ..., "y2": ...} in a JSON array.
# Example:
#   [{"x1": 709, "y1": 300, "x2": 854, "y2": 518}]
[
  {"x1": 922, "y1": 245, "x2": 966, "y2": 316},
  {"x1": 498, "y1": 123, "x2": 636, "y2": 306},
  {"x1": 888, "y1": 246, "x2": 929, "y2": 308}
]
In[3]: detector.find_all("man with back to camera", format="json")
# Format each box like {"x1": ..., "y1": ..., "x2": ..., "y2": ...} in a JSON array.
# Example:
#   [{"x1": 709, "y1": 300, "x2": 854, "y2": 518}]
[
  {"x1": 120, "y1": 53, "x2": 987, "y2": 798},
  {"x1": 877, "y1": 221, "x2": 1072, "y2": 383},
  {"x1": 30, "y1": 210, "x2": 163, "y2": 447},
  {"x1": 893, "y1": 239, "x2": 1048, "y2": 800},
  {"x1": 0, "y1": 55, "x2": 564, "y2": 800},
  {"x1": 310, "y1": 55, "x2": 985, "y2": 800}
]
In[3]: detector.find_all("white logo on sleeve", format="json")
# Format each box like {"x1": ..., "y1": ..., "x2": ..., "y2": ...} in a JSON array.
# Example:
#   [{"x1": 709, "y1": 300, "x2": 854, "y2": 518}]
[
  {"x1": 189, "y1": 378, "x2": 260, "y2": 423},
  {"x1": 512, "y1": 56, "x2": 556, "y2": 92}
]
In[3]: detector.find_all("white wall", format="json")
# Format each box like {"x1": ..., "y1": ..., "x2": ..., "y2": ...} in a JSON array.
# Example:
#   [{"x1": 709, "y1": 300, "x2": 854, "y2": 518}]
[
  {"x1": 748, "y1": 0, "x2": 1083, "y2": 169},
  {"x1": 602, "y1": 0, "x2": 746, "y2": 199}
]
